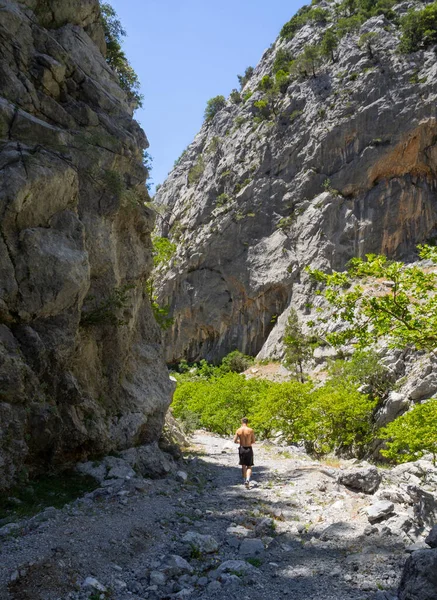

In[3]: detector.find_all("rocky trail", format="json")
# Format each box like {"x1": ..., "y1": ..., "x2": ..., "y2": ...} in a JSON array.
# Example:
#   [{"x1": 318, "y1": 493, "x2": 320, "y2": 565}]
[{"x1": 1, "y1": 432, "x2": 436, "y2": 600}]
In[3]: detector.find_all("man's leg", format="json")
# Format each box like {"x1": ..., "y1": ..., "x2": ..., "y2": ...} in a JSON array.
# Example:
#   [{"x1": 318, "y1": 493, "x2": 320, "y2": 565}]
[
  {"x1": 241, "y1": 465, "x2": 247, "y2": 481},
  {"x1": 246, "y1": 467, "x2": 252, "y2": 481}
]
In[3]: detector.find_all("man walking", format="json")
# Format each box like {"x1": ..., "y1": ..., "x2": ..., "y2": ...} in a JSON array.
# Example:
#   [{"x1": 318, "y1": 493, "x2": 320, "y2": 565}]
[{"x1": 234, "y1": 418, "x2": 255, "y2": 488}]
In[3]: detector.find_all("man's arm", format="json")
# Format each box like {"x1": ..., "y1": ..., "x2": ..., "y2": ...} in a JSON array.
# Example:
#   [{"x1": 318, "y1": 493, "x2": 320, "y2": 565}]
[
  {"x1": 251, "y1": 430, "x2": 256, "y2": 444},
  {"x1": 233, "y1": 430, "x2": 240, "y2": 444}
]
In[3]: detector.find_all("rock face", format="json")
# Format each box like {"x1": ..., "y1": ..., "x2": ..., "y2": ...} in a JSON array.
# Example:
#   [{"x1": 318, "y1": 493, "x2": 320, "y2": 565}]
[
  {"x1": 155, "y1": 2, "x2": 437, "y2": 364},
  {"x1": 0, "y1": 0, "x2": 172, "y2": 490},
  {"x1": 398, "y1": 548, "x2": 437, "y2": 600},
  {"x1": 338, "y1": 466, "x2": 382, "y2": 494}
]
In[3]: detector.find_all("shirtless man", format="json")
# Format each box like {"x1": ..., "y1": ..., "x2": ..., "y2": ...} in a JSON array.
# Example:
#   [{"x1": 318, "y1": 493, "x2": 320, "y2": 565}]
[{"x1": 234, "y1": 418, "x2": 255, "y2": 488}]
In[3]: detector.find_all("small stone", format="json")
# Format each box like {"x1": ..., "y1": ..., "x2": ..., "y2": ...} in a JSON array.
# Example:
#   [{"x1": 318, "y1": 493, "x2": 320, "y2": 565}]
[
  {"x1": 82, "y1": 577, "x2": 107, "y2": 592},
  {"x1": 207, "y1": 581, "x2": 222, "y2": 593},
  {"x1": 239, "y1": 538, "x2": 265, "y2": 558},
  {"x1": 176, "y1": 471, "x2": 188, "y2": 483},
  {"x1": 149, "y1": 571, "x2": 167, "y2": 586},
  {"x1": 182, "y1": 531, "x2": 219, "y2": 553}
]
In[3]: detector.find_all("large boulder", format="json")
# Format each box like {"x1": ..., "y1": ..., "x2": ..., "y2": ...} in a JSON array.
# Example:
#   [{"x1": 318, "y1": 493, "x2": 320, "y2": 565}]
[
  {"x1": 398, "y1": 548, "x2": 437, "y2": 600},
  {"x1": 338, "y1": 466, "x2": 382, "y2": 494}
]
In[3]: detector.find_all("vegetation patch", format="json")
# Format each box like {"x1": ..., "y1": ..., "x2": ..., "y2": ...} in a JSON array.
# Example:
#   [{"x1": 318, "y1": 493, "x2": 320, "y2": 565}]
[{"x1": 0, "y1": 472, "x2": 98, "y2": 522}]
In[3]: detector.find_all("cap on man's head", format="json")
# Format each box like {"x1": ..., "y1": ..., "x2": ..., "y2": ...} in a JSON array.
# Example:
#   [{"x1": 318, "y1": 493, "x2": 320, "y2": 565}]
[{"x1": 241, "y1": 418, "x2": 249, "y2": 424}]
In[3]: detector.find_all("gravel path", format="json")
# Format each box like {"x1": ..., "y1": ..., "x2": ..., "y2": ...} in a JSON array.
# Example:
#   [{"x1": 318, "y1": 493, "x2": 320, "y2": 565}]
[{"x1": 0, "y1": 432, "x2": 417, "y2": 600}]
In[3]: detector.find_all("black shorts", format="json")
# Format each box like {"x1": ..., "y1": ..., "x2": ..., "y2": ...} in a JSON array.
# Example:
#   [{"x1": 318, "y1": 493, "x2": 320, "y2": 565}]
[{"x1": 238, "y1": 446, "x2": 254, "y2": 467}]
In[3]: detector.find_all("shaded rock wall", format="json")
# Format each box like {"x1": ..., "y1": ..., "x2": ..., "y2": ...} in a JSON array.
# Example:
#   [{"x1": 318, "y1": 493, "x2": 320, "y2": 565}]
[
  {"x1": 0, "y1": 0, "x2": 173, "y2": 489},
  {"x1": 155, "y1": 6, "x2": 437, "y2": 364}
]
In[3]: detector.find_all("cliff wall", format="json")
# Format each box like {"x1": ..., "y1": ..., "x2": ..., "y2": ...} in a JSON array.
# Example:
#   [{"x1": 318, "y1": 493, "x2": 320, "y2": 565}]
[
  {"x1": 156, "y1": 1, "x2": 437, "y2": 363},
  {"x1": 0, "y1": 0, "x2": 173, "y2": 489}
]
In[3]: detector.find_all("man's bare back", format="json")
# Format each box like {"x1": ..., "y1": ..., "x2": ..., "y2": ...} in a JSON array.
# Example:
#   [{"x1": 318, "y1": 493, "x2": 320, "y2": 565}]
[{"x1": 234, "y1": 426, "x2": 255, "y2": 447}]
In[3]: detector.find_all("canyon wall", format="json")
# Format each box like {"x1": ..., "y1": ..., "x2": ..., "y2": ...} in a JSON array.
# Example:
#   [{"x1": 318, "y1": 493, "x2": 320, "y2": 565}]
[
  {"x1": 0, "y1": 0, "x2": 173, "y2": 490},
  {"x1": 155, "y1": 2, "x2": 437, "y2": 364}
]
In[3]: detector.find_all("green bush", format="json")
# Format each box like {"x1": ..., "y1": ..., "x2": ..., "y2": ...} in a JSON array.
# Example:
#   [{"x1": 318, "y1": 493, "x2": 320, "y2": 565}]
[
  {"x1": 328, "y1": 350, "x2": 393, "y2": 399},
  {"x1": 303, "y1": 382, "x2": 376, "y2": 455},
  {"x1": 216, "y1": 193, "x2": 230, "y2": 207},
  {"x1": 379, "y1": 399, "x2": 437, "y2": 465},
  {"x1": 273, "y1": 48, "x2": 293, "y2": 74},
  {"x1": 280, "y1": 5, "x2": 328, "y2": 40},
  {"x1": 253, "y1": 99, "x2": 271, "y2": 121},
  {"x1": 221, "y1": 350, "x2": 254, "y2": 373},
  {"x1": 204, "y1": 95, "x2": 226, "y2": 121},
  {"x1": 230, "y1": 89, "x2": 242, "y2": 104},
  {"x1": 251, "y1": 381, "x2": 313, "y2": 440},
  {"x1": 275, "y1": 70, "x2": 290, "y2": 93},
  {"x1": 100, "y1": 3, "x2": 143, "y2": 107},
  {"x1": 258, "y1": 75, "x2": 274, "y2": 92},
  {"x1": 188, "y1": 156, "x2": 205, "y2": 185},
  {"x1": 399, "y1": 1, "x2": 437, "y2": 53},
  {"x1": 172, "y1": 373, "x2": 271, "y2": 435},
  {"x1": 238, "y1": 66, "x2": 254, "y2": 89},
  {"x1": 321, "y1": 28, "x2": 338, "y2": 62}
]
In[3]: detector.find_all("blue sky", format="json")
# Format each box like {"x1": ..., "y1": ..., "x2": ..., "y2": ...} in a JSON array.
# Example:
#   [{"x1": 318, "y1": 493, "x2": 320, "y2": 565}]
[{"x1": 109, "y1": 0, "x2": 305, "y2": 192}]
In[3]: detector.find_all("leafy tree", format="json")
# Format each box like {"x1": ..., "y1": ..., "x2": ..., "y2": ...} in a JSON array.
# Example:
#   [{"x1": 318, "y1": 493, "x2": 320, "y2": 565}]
[
  {"x1": 172, "y1": 373, "x2": 271, "y2": 435},
  {"x1": 238, "y1": 67, "x2": 254, "y2": 89},
  {"x1": 307, "y1": 245, "x2": 437, "y2": 351},
  {"x1": 358, "y1": 32, "x2": 378, "y2": 58},
  {"x1": 321, "y1": 28, "x2": 339, "y2": 62},
  {"x1": 220, "y1": 350, "x2": 254, "y2": 373},
  {"x1": 379, "y1": 399, "x2": 437, "y2": 465},
  {"x1": 251, "y1": 381, "x2": 313, "y2": 440},
  {"x1": 258, "y1": 75, "x2": 274, "y2": 92},
  {"x1": 275, "y1": 70, "x2": 290, "y2": 93},
  {"x1": 328, "y1": 349, "x2": 393, "y2": 399},
  {"x1": 303, "y1": 382, "x2": 376, "y2": 456},
  {"x1": 230, "y1": 89, "x2": 242, "y2": 104},
  {"x1": 283, "y1": 309, "x2": 314, "y2": 382},
  {"x1": 399, "y1": 1, "x2": 437, "y2": 53},
  {"x1": 253, "y1": 99, "x2": 271, "y2": 121},
  {"x1": 147, "y1": 236, "x2": 176, "y2": 330},
  {"x1": 100, "y1": 3, "x2": 143, "y2": 107},
  {"x1": 204, "y1": 96, "x2": 226, "y2": 121},
  {"x1": 273, "y1": 48, "x2": 293, "y2": 74}
]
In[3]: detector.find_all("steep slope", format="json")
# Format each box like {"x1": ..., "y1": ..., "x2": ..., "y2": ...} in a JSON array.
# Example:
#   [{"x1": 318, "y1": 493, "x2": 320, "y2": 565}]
[
  {"x1": 156, "y1": 0, "x2": 437, "y2": 364},
  {"x1": 0, "y1": 0, "x2": 172, "y2": 490}
]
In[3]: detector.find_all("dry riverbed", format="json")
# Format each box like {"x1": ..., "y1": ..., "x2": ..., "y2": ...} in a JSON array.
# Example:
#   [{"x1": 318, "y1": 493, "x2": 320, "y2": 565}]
[{"x1": 1, "y1": 432, "x2": 436, "y2": 600}]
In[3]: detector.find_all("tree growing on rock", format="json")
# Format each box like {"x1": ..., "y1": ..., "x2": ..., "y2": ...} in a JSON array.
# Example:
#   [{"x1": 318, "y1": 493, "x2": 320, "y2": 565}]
[
  {"x1": 100, "y1": 2, "x2": 143, "y2": 107},
  {"x1": 321, "y1": 28, "x2": 339, "y2": 62},
  {"x1": 204, "y1": 96, "x2": 227, "y2": 121},
  {"x1": 283, "y1": 309, "x2": 314, "y2": 382},
  {"x1": 307, "y1": 245, "x2": 437, "y2": 351}
]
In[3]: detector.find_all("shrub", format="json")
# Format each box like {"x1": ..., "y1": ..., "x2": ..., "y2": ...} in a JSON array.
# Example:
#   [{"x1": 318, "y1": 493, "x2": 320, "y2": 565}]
[
  {"x1": 283, "y1": 309, "x2": 316, "y2": 381},
  {"x1": 172, "y1": 373, "x2": 271, "y2": 435},
  {"x1": 303, "y1": 382, "x2": 376, "y2": 455},
  {"x1": 216, "y1": 193, "x2": 230, "y2": 207},
  {"x1": 358, "y1": 32, "x2": 377, "y2": 57},
  {"x1": 188, "y1": 156, "x2": 205, "y2": 185},
  {"x1": 290, "y1": 109, "x2": 303, "y2": 122},
  {"x1": 230, "y1": 89, "x2": 242, "y2": 104},
  {"x1": 273, "y1": 48, "x2": 293, "y2": 74},
  {"x1": 399, "y1": 1, "x2": 437, "y2": 53},
  {"x1": 221, "y1": 350, "x2": 254, "y2": 373},
  {"x1": 379, "y1": 399, "x2": 437, "y2": 465},
  {"x1": 174, "y1": 149, "x2": 187, "y2": 167},
  {"x1": 204, "y1": 95, "x2": 226, "y2": 121},
  {"x1": 238, "y1": 66, "x2": 254, "y2": 89},
  {"x1": 275, "y1": 70, "x2": 290, "y2": 93},
  {"x1": 251, "y1": 381, "x2": 313, "y2": 440},
  {"x1": 280, "y1": 5, "x2": 328, "y2": 40},
  {"x1": 320, "y1": 28, "x2": 338, "y2": 62},
  {"x1": 328, "y1": 349, "x2": 393, "y2": 399},
  {"x1": 100, "y1": 3, "x2": 143, "y2": 107},
  {"x1": 243, "y1": 91, "x2": 254, "y2": 102},
  {"x1": 258, "y1": 75, "x2": 274, "y2": 92},
  {"x1": 253, "y1": 99, "x2": 271, "y2": 121}
]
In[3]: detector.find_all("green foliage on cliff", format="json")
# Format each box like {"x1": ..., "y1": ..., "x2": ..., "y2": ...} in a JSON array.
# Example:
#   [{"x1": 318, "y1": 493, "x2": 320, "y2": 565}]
[
  {"x1": 188, "y1": 156, "x2": 205, "y2": 185},
  {"x1": 204, "y1": 96, "x2": 227, "y2": 121},
  {"x1": 100, "y1": 3, "x2": 143, "y2": 108},
  {"x1": 280, "y1": 5, "x2": 329, "y2": 39},
  {"x1": 147, "y1": 236, "x2": 176, "y2": 330},
  {"x1": 307, "y1": 245, "x2": 437, "y2": 351},
  {"x1": 283, "y1": 309, "x2": 316, "y2": 382},
  {"x1": 399, "y1": 1, "x2": 437, "y2": 52},
  {"x1": 380, "y1": 399, "x2": 437, "y2": 465},
  {"x1": 238, "y1": 66, "x2": 255, "y2": 89}
]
